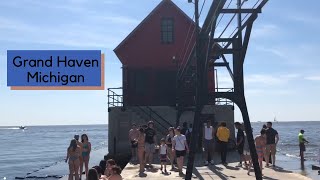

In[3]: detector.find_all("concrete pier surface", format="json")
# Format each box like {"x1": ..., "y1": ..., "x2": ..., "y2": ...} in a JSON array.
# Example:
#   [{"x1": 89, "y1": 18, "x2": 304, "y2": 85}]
[{"x1": 121, "y1": 152, "x2": 312, "y2": 180}]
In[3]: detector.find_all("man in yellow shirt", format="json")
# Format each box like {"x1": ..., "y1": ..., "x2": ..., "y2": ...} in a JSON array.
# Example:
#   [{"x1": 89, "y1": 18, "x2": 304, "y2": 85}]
[{"x1": 216, "y1": 122, "x2": 230, "y2": 165}]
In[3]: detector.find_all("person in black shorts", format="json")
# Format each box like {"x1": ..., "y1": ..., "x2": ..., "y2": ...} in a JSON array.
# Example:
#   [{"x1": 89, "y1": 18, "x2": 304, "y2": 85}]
[
  {"x1": 172, "y1": 127, "x2": 189, "y2": 176},
  {"x1": 298, "y1": 129, "x2": 309, "y2": 164},
  {"x1": 144, "y1": 121, "x2": 157, "y2": 167},
  {"x1": 234, "y1": 122, "x2": 245, "y2": 166}
]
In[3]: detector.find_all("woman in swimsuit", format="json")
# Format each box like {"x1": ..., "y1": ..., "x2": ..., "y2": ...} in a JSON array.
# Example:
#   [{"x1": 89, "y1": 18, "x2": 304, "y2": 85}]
[
  {"x1": 81, "y1": 134, "x2": 91, "y2": 178},
  {"x1": 255, "y1": 129, "x2": 267, "y2": 173},
  {"x1": 66, "y1": 139, "x2": 81, "y2": 180},
  {"x1": 165, "y1": 127, "x2": 175, "y2": 170},
  {"x1": 137, "y1": 128, "x2": 145, "y2": 173}
]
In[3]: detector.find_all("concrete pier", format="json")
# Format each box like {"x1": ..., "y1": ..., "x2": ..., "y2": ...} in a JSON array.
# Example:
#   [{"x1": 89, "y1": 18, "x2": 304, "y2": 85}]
[{"x1": 121, "y1": 152, "x2": 311, "y2": 180}]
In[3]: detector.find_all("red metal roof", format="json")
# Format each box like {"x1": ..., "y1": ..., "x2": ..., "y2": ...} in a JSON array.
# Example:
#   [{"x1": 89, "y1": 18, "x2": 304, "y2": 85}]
[{"x1": 114, "y1": 0, "x2": 196, "y2": 57}]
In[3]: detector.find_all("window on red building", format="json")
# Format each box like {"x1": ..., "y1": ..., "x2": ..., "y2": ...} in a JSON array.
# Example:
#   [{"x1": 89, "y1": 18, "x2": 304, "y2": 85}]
[{"x1": 161, "y1": 18, "x2": 174, "y2": 44}]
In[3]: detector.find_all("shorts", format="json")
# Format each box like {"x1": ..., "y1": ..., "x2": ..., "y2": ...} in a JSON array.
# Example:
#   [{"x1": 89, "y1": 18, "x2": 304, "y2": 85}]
[
  {"x1": 204, "y1": 139, "x2": 214, "y2": 152},
  {"x1": 145, "y1": 143, "x2": 155, "y2": 153},
  {"x1": 256, "y1": 150, "x2": 264, "y2": 161},
  {"x1": 266, "y1": 144, "x2": 276, "y2": 155},
  {"x1": 243, "y1": 150, "x2": 250, "y2": 156},
  {"x1": 131, "y1": 141, "x2": 138, "y2": 148},
  {"x1": 299, "y1": 143, "x2": 306, "y2": 152},
  {"x1": 176, "y1": 150, "x2": 186, "y2": 158},
  {"x1": 160, "y1": 154, "x2": 167, "y2": 162}
]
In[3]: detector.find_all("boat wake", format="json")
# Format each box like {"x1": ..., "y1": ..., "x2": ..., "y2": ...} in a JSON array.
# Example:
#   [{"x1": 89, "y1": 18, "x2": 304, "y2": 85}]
[{"x1": 0, "y1": 127, "x2": 21, "y2": 130}]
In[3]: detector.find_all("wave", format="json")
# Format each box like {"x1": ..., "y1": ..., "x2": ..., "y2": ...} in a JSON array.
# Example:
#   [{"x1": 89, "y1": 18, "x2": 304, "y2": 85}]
[
  {"x1": 0, "y1": 127, "x2": 21, "y2": 130},
  {"x1": 285, "y1": 153, "x2": 300, "y2": 159}
]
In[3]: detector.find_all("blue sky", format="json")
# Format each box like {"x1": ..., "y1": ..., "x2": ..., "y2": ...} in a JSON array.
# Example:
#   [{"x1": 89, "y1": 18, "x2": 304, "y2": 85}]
[{"x1": 0, "y1": 0, "x2": 319, "y2": 126}]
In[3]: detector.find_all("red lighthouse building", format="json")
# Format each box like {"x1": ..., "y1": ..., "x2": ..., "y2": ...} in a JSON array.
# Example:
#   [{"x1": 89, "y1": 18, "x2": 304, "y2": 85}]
[
  {"x1": 114, "y1": 0, "x2": 214, "y2": 107},
  {"x1": 108, "y1": 0, "x2": 234, "y2": 154}
]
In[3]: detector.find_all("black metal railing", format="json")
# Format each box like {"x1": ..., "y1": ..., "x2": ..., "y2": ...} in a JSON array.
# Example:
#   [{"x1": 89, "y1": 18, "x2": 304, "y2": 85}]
[
  {"x1": 133, "y1": 106, "x2": 170, "y2": 136},
  {"x1": 145, "y1": 106, "x2": 172, "y2": 127},
  {"x1": 213, "y1": 87, "x2": 234, "y2": 106},
  {"x1": 108, "y1": 87, "x2": 123, "y2": 108},
  {"x1": 107, "y1": 87, "x2": 172, "y2": 136}
]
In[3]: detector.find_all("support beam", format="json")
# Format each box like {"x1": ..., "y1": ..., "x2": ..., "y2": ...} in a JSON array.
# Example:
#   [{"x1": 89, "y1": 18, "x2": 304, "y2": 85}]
[
  {"x1": 223, "y1": 13, "x2": 258, "y2": 49},
  {"x1": 221, "y1": 54, "x2": 234, "y2": 81},
  {"x1": 214, "y1": 38, "x2": 234, "y2": 42},
  {"x1": 186, "y1": 1, "x2": 226, "y2": 179},
  {"x1": 241, "y1": 21, "x2": 254, "y2": 64},
  {"x1": 213, "y1": 62, "x2": 229, "y2": 66},
  {"x1": 178, "y1": 0, "x2": 226, "y2": 80},
  {"x1": 220, "y1": 8, "x2": 261, "y2": 13},
  {"x1": 215, "y1": 48, "x2": 242, "y2": 55}
]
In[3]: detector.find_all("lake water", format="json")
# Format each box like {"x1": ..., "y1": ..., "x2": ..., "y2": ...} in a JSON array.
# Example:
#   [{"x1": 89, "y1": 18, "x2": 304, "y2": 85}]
[{"x1": 0, "y1": 122, "x2": 319, "y2": 179}]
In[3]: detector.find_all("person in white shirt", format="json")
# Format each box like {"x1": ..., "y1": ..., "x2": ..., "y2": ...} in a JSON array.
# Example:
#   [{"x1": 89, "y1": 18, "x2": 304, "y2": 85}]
[
  {"x1": 159, "y1": 138, "x2": 168, "y2": 174},
  {"x1": 172, "y1": 127, "x2": 189, "y2": 177},
  {"x1": 203, "y1": 120, "x2": 215, "y2": 165}
]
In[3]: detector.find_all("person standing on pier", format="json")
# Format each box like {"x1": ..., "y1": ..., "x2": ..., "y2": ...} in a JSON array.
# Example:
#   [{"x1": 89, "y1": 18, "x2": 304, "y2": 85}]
[
  {"x1": 234, "y1": 122, "x2": 245, "y2": 166},
  {"x1": 66, "y1": 139, "x2": 81, "y2": 180},
  {"x1": 298, "y1": 130, "x2": 309, "y2": 163},
  {"x1": 216, "y1": 122, "x2": 230, "y2": 165},
  {"x1": 81, "y1": 134, "x2": 91, "y2": 178},
  {"x1": 159, "y1": 138, "x2": 168, "y2": 173},
  {"x1": 185, "y1": 123, "x2": 193, "y2": 146},
  {"x1": 144, "y1": 121, "x2": 157, "y2": 168},
  {"x1": 137, "y1": 128, "x2": 145, "y2": 173},
  {"x1": 203, "y1": 120, "x2": 215, "y2": 166},
  {"x1": 265, "y1": 122, "x2": 279, "y2": 167},
  {"x1": 181, "y1": 122, "x2": 188, "y2": 135},
  {"x1": 74, "y1": 135, "x2": 83, "y2": 178},
  {"x1": 255, "y1": 129, "x2": 267, "y2": 173},
  {"x1": 165, "y1": 127, "x2": 175, "y2": 170},
  {"x1": 128, "y1": 123, "x2": 139, "y2": 162},
  {"x1": 172, "y1": 127, "x2": 189, "y2": 176}
]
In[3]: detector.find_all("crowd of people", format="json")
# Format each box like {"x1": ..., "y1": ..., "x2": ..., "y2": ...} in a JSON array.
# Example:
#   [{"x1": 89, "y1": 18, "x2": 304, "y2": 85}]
[
  {"x1": 65, "y1": 134, "x2": 92, "y2": 180},
  {"x1": 65, "y1": 134, "x2": 123, "y2": 180},
  {"x1": 65, "y1": 120, "x2": 309, "y2": 179},
  {"x1": 235, "y1": 121, "x2": 280, "y2": 175},
  {"x1": 129, "y1": 121, "x2": 190, "y2": 176},
  {"x1": 128, "y1": 118, "x2": 235, "y2": 177}
]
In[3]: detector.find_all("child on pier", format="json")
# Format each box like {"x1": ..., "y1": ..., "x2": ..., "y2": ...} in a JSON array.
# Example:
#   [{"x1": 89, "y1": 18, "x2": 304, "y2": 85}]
[{"x1": 159, "y1": 138, "x2": 168, "y2": 173}]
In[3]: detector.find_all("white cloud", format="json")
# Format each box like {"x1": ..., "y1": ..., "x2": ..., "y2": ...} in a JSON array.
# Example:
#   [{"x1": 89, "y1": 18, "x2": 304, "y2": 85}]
[
  {"x1": 287, "y1": 13, "x2": 320, "y2": 27},
  {"x1": 91, "y1": 15, "x2": 140, "y2": 26},
  {"x1": 252, "y1": 24, "x2": 281, "y2": 39},
  {"x1": 305, "y1": 76, "x2": 320, "y2": 81},
  {"x1": 255, "y1": 44, "x2": 320, "y2": 67},
  {"x1": 0, "y1": 17, "x2": 124, "y2": 49}
]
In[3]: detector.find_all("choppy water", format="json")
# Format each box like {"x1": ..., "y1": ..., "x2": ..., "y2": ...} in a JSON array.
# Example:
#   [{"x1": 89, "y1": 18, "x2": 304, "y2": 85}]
[
  {"x1": 0, "y1": 122, "x2": 319, "y2": 180},
  {"x1": 251, "y1": 121, "x2": 320, "y2": 162},
  {"x1": 0, "y1": 125, "x2": 108, "y2": 180}
]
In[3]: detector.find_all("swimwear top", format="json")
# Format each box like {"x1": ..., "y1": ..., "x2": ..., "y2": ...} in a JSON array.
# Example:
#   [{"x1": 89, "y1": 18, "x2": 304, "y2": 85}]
[{"x1": 83, "y1": 143, "x2": 89, "y2": 150}]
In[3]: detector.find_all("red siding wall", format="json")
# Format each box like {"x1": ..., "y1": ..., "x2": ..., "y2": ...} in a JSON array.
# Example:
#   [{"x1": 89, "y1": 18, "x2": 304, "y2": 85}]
[
  {"x1": 115, "y1": 0, "x2": 215, "y2": 106},
  {"x1": 115, "y1": 1, "x2": 195, "y2": 68}
]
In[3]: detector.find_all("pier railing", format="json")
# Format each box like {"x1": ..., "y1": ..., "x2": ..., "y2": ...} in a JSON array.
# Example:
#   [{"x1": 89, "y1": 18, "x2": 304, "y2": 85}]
[
  {"x1": 215, "y1": 87, "x2": 234, "y2": 106},
  {"x1": 107, "y1": 87, "x2": 173, "y2": 136},
  {"x1": 107, "y1": 87, "x2": 123, "y2": 108}
]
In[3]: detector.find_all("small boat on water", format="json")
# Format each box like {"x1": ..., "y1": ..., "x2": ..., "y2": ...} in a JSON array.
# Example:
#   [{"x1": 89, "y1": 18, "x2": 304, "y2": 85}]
[
  {"x1": 19, "y1": 126, "x2": 26, "y2": 130},
  {"x1": 274, "y1": 117, "x2": 278, "y2": 123}
]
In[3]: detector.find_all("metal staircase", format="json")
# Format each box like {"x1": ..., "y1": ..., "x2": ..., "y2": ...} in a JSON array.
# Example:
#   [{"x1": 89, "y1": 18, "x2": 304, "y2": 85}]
[{"x1": 108, "y1": 88, "x2": 173, "y2": 138}]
